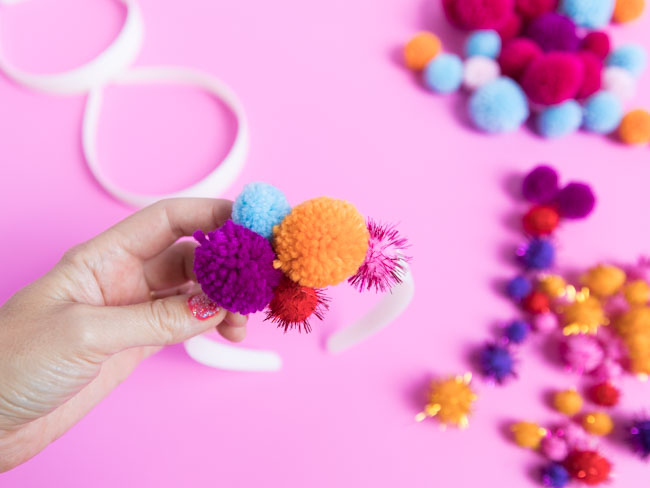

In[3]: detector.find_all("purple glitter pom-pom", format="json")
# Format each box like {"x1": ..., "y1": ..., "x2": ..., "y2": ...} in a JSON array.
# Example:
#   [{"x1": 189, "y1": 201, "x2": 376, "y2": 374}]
[{"x1": 193, "y1": 220, "x2": 282, "y2": 315}]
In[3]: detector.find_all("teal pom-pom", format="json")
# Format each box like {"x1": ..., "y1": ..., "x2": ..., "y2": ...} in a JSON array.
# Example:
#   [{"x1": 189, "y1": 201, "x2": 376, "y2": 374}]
[
  {"x1": 537, "y1": 100, "x2": 583, "y2": 138},
  {"x1": 468, "y1": 77, "x2": 530, "y2": 133},
  {"x1": 583, "y1": 91, "x2": 623, "y2": 134},
  {"x1": 232, "y1": 182, "x2": 291, "y2": 239},
  {"x1": 559, "y1": 0, "x2": 615, "y2": 28},
  {"x1": 423, "y1": 53, "x2": 464, "y2": 93},
  {"x1": 607, "y1": 44, "x2": 647, "y2": 78},
  {"x1": 465, "y1": 30, "x2": 502, "y2": 59}
]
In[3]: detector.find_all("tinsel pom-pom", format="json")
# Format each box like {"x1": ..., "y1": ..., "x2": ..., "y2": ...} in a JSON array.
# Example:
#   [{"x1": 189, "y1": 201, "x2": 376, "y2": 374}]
[
  {"x1": 417, "y1": 373, "x2": 476, "y2": 428},
  {"x1": 588, "y1": 382, "x2": 620, "y2": 407},
  {"x1": 523, "y1": 290, "x2": 551, "y2": 314},
  {"x1": 193, "y1": 221, "x2": 282, "y2": 315},
  {"x1": 265, "y1": 276, "x2": 329, "y2": 333},
  {"x1": 232, "y1": 182, "x2": 291, "y2": 239},
  {"x1": 521, "y1": 238, "x2": 555, "y2": 270},
  {"x1": 563, "y1": 450, "x2": 611, "y2": 485},
  {"x1": 541, "y1": 435, "x2": 570, "y2": 462},
  {"x1": 348, "y1": 219, "x2": 410, "y2": 293},
  {"x1": 507, "y1": 275, "x2": 533, "y2": 300},
  {"x1": 555, "y1": 422, "x2": 596, "y2": 450},
  {"x1": 629, "y1": 418, "x2": 650, "y2": 459},
  {"x1": 560, "y1": 334, "x2": 605, "y2": 374},
  {"x1": 504, "y1": 319, "x2": 531, "y2": 344},
  {"x1": 542, "y1": 462, "x2": 571, "y2": 488},
  {"x1": 523, "y1": 205, "x2": 560, "y2": 236},
  {"x1": 479, "y1": 343, "x2": 516, "y2": 383}
]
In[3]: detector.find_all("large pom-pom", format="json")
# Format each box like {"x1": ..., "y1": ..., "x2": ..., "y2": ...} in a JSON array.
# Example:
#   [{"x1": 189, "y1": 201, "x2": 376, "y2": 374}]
[
  {"x1": 582, "y1": 32, "x2": 611, "y2": 60},
  {"x1": 629, "y1": 418, "x2": 650, "y2": 459},
  {"x1": 468, "y1": 77, "x2": 530, "y2": 132},
  {"x1": 232, "y1": 182, "x2": 291, "y2": 239},
  {"x1": 348, "y1": 219, "x2": 410, "y2": 293},
  {"x1": 443, "y1": 0, "x2": 515, "y2": 30},
  {"x1": 560, "y1": 334, "x2": 605, "y2": 373},
  {"x1": 194, "y1": 221, "x2": 283, "y2": 315},
  {"x1": 404, "y1": 32, "x2": 443, "y2": 71},
  {"x1": 479, "y1": 343, "x2": 516, "y2": 382},
  {"x1": 273, "y1": 197, "x2": 369, "y2": 288},
  {"x1": 563, "y1": 450, "x2": 611, "y2": 484},
  {"x1": 542, "y1": 462, "x2": 571, "y2": 487},
  {"x1": 418, "y1": 373, "x2": 477, "y2": 428},
  {"x1": 496, "y1": 12, "x2": 524, "y2": 41},
  {"x1": 516, "y1": 0, "x2": 559, "y2": 20},
  {"x1": 526, "y1": 13, "x2": 580, "y2": 52},
  {"x1": 499, "y1": 38, "x2": 543, "y2": 80},
  {"x1": 537, "y1": 100, "x2": 583, "y2": 138},
  {"x1": 555, "y1": 182, "x2": 596, "y2": 219},
  {"x1": 522, "y1": 165, "x2": 559, "y2": 204},
  {"x1": 576, "y1": 51, "x2": 603, "y2": 99},
  {"x1": 521, "y1": 238, "x2": 555, "y2": 270},
  {"x1": 559, "y1": 0, "x2": 616, "y2": 28},
  {"x1": 265, "y1": 276, "x2": 328, "y2": 332},
  {"x1": 522, "y1": 52, "x2": 585, "y2": 105},
  {"x1": 423, "y1": 53, "x2": 464, "y2": 93}
]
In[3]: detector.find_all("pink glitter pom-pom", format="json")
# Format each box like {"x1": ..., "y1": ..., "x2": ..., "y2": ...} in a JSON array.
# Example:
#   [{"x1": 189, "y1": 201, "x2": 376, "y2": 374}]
[
  {"x1": 348, "y1": 219, "x2": 410, "y2": 293},
  {"x1": 591, "y1": 359, "x2": 623, "y2": 383},
  {"x1": 560, "y1": 334, "x2": 604, "y2": 374},
  {"x1": 533, "y1": 312, "x2": 559, "y2": 332},
  {"x1": 555, "y1": 422, "x2": 597, "y2": 450},
  {"x1": 603, "y1": 294, "x2": 628, "y2": 318},
  {"x1": 541, "y1": 434, "x2": 569, "y2": 461}
]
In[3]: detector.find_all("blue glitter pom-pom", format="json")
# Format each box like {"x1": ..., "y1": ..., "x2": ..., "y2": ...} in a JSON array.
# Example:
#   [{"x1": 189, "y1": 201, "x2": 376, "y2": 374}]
[
  {"x1": 505, "y1": 320, "x2": 531, "y2": 344},
  {"x1": 232, "y1": 182, "x2": 291, "y2": 239},
  {"x1": 522, "y1": 238, "x2": 555, "y2": 270},
  {"x1": 542, "y1": 463, "x2": 570, "y2": 488},
  {"x1": 507, "y1": 275, "x2": 533, "y2": 301},
  {"x1": 630, "y1": 419, "x2": 650, "y2": 459},
  {"x1": 479, "y1": 343, "x2": 516, "y2": 383}
]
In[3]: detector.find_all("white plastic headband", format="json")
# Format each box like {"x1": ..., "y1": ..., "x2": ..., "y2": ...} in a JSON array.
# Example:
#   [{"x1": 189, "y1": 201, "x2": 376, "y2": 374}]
[
  {"x1": 82, "y1": 66, "x2": 249, "y2": 207},
  {"x1": 184, "y1": 263, "x2": 415, "y2": 372},
  {"x1": 0, "y1": 0, "x2": 144, "y2": 94}
]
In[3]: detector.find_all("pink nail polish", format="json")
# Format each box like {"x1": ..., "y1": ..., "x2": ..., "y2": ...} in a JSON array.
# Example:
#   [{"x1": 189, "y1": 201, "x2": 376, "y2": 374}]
[{"x1": 188, "y1": 294, "x2": 220, "y2": 320}]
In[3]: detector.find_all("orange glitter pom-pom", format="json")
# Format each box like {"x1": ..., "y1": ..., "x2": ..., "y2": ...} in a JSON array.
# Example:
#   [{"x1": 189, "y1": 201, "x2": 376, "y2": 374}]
[
  {"x1": 416, "y1": 373, "x2": 476, "y2": 428},
  {"x1": 404, "y1": 32, "x2": 442, "y2": 71},
  {"x1": 619, "y1": 109, "x2": 650, "y2": 145},
  {"x1": 272, "y1": 197, "x2": 369, "y2": 288},
  {"x1": 613, "y1": 0, "x2": 645, "y2": 23}
]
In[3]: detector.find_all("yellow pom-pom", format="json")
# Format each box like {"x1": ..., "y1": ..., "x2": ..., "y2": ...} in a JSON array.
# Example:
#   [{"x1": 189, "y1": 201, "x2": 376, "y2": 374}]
[
  {"x1": 582, "y1": 265, "x2": 626, "y2": 297},
  {"x1": 582, "y1": 412, "x2": 614, "y2": 436},
  {"x1": 615, "y1": 307, "x2": 650, "y2": 338},
  {"x1": 553, "y1": 389, "x2": 584, "y2": 416},
  {"x1": 562, "y1": 296, "x2": 606, "y2": 335},
  {"x1": 512, "y1": 421, "x2": 547, "y2": 449},
  {"x1": 613, "y1": 0, "x2": 645, "y2": 23},
  {"x1": 624, "y1": 280, "x2": 650, "y2": 306},
  {"x1": 404, "y1": 32, "x2": 442, "y2": 71},
  {"x1": 272, "y1": 197, "x2": 369, "y2": 288},
  {"x1": 539, "y1": 275, "x2": 567, "y2": 299},
  {"x1": 619, "y1": 109, "x2": 650, "y2": 145},
  {"x1": 417, "y1": 373, "x2": 476, "y2": 428}
]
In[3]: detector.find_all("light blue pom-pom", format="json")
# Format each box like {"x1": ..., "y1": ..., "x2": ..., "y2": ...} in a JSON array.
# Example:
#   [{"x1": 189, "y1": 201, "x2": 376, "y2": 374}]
[
  {"x1": 537, "y1": 100, "x2": 583, "y2": 138},
  {"x1": 559, "y1": 0, "x2": 615, "y2": 28},
  {"x1": 232, "y1": 182, "x2": 291, "y2": 239},
  {"x1": 465, "y1": 30, "x2": 501, "y2": 59},
  {"x1": 607, "y1": 44, "x2": 647, "y2": 78},
  {"x1": 468, "y1": 77, "x2": 530, "y2": 133},
  {"x1": 423, "y1": 53, "x2": 463, "y2": 93},
  {"x1": 583, "y1": 91, "x2": 623, "y2": 134}
]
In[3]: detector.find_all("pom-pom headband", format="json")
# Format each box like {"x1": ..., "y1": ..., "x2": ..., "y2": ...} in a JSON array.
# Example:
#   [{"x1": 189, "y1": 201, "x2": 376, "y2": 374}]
[{"x1": 184, "y1": 182, "x2": 415, "y2": 372}]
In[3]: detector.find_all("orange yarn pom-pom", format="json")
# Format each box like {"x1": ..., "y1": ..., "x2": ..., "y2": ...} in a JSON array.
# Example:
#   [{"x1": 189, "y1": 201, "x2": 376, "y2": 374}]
[
  {"x1": 272, "y1": 197, "x2": 369, "y2": 288},
  {"x1": 613, "y1": 0, "x2": 645, "y2": 23},
  {"x1": 404, "y1": 32, "x2": 442, "y2": 71},
  {"x1": 619, "y1": 109, "x2": 650, "y2": 145}
]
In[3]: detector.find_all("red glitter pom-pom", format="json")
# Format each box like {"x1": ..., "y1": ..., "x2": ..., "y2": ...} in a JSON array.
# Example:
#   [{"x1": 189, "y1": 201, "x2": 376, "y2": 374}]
[
  {"x1": 523, "y1": 290, "x2": 550, "y2": 314},
  {"x1": 265, "y1": 277, "x2": 329, "y2": 332},
  {"x1": 564, "y1": 450, "x2": 611, "y2": 485},
  {"x1": 523, "y1": 205, "x2": 560, "y2": 236},
  {"x1": 588, "y1": 382, "x2": 620, "y2": 407}
]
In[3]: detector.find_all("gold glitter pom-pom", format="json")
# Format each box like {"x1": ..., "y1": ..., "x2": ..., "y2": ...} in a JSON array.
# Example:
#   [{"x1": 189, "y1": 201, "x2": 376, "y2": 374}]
[{"x1": 416, "y1": 373, "x2": 476, "y2": 429}]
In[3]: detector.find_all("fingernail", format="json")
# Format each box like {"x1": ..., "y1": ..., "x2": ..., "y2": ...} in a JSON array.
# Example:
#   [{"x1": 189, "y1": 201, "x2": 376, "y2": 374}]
[{"x1": 188, "y1": 294, "x2": 220, "y2": 320}]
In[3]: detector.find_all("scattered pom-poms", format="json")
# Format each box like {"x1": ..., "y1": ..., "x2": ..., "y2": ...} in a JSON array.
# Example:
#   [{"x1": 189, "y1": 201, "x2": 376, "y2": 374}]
[
  {"x1": 416, "y1": 373, "x2": 476, "y2": 428},
  {"x1": 582, "y1": 412, "x2": 614, "y2": 436},
  {"x1": 468, "y1": 77, "x2": 530, "y2": 132},
  {"x1": 232, "y1": 182, "x2": 291, "y2": 239},
  {"x1": 423, "y1": 53, "x2": 464, "y2": 93},
  {"x1": 553, "y1": 389, "x2": 584, "y2": 416},
  {"x1": 618, "y1": 109, "x2": 650, "y2": 145},
  {"x1": 588, "y1": 382, "x2": 620, "y2": 407},
  {"x1": 629, "y1": 418, "x2": 650, "y2": 459},
  {"x1": 265, "y1": 276, "x2": 328, "y2": 332},
  {"x1": 404, "y1": 32, "x2": 442, "y2": 70},
  {"x1": 564, "y1": 450, "x2": 612, "y2": 484},
  {"x1": 542, "y1": 462, "x2": 571, "y2": 488},
  {"x1": 479, "y1": 342, "x2": 517, "y2": 382},
  {"x1": 522, "y1": 165, "x2": 559, "y2": 204},
  {"x1": 512, "y1": 421, "x2": 548, "y2": 449}
]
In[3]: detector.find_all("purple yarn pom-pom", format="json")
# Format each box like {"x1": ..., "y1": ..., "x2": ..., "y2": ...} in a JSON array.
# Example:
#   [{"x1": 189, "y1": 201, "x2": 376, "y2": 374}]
[
  {"x1": 193, "y1": 220, "x2": 282, "y2": 315},
  {"x1": 555, "y1": 182, "x2": 596, "y2": 219},
  {"x1": 526, "y1": 13, "x2": 580, "y2": 53},
  {"x1": 522, "y1": 165, "x2": 559, "y2": 203}
]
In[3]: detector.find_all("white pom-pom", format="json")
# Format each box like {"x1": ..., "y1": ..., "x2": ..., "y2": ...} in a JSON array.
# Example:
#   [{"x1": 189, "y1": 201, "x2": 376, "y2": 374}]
[
  {"x1": 603, "y1": 67, "x2": 636, "y2": 101},
  {"x1": 463, "y1": 56, "x2": 500, "y2": 91}
]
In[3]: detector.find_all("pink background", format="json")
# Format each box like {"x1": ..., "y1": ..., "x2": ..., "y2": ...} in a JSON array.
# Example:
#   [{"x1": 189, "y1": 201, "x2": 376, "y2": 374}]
[{"x1": 1, "y1": 0, "x2": 650, "y2": 486}]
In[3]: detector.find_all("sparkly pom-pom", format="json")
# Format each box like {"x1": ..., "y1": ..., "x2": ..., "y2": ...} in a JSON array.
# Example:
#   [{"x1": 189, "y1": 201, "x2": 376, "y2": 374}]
[
  {"x1": 507, "y1": 275, "x2": 533, "y2": 300},
  {"x1": 553, "y1": 389, "x2": 584, "y2": 416},
  {"x1": 523, "y1": 205, "x2": 560, "y2": 236},
  {"x1": 522, "y1": 165, "x2": 559, "y2": 204},
  {"x1": 534, "y1": 312, "x2": 560, "y2": 332},
  {"x1": 542, "y1": 462, "x2": 571, "y2": 488},
  {"x1": 560, "y1": 334, "x2": 605, "y2": 374},
  {"x1": 564, "y1": 450, "x2": 611, "y2": 484},
  {"x1": 541, "y1": 435, "x2": 570, "y2": 462},
  {"x1": 629, "y1": 418, "x2": 650, "y2": 459},
  {"x1": 348, "y1": 219, "x2": 410, "y2": 293},
  {"x1": 561, "y1": 295, "x2": 605, "y2": 335},
  {"x1": 232, "y1": 182, "x2": 291, "y2": 239},
  {"x1": 555, "y1": 422, "x2": 596, "y2": 450},
  {"x1": 524, "y1": 290, "x2": 551, "y2": 314},
  {"x1": 521, "y1": 238, "x2": 555, "y2": 270},
  {"x1": 512, "y1": 421, "x2": 547, "y2": 449},
  {"x1": 265, "y1": 276, "x2": 329, "y2": 332},
  {"x1": 555, "y1": 182, "x2": 596, "y2": 219},
  {"x1": 582, "y1": 412, "x2": 614, "y2": 436},
  {"x1": 194, "y1": 221, "x2": 282, "y2": 315},
  {"x1": 504, "y1": 319, "x2": 531, "y2": 344},
  {"x1": 479, "y1": 343, "x2": 516, "y2": 383},
  {"x1": 416, "y1": 373, "x2": 476, "y2": 428},
  {"x1": 588, "y1": 382, "x2": 620, "y2": 407}
]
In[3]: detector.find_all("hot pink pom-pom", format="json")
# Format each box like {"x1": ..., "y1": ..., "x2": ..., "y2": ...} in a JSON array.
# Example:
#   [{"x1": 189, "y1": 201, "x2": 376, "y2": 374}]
[
  {"x1": 560, "y1": 334, "x2": 605, "y2": 374},
  {"x1": 515, "y1": 0, "x2": 558, "y2": 20},
  {"x1": 581, "y1": 32, "x2": 611, "y2": 60},
  {"x1": 576, "y1": 51, "x2": 603, "y2": 99},
  {"x1": 555, "y1": 423, "x2": 597, "y2": 450},
  {"x1": 499, "y1": 38, "x2": 543, "y2": 81},
  {"x1": 591, "y1": 359, "x2": 623, "y2": 383},
  {"x1": 522, "y1": 52, "x2": 585, "y2": 105},
  {"x1": 533, "y1": 312, "x2": 559, "y2": 332},
  {"x1": 541, "y1": 434, "x2": 570, "y2": 461},
  {"x1": 496, "y1": 13, "x2": 523, "y2": 42},
  {"x1": 443, "y1": 0, "x2": 514, "y2": 30}
]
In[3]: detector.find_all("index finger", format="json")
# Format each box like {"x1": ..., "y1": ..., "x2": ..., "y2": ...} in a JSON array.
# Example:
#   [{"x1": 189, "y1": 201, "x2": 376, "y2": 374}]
[{"x1": 93, "y1": 198, "x2": 232, "y2": 260}]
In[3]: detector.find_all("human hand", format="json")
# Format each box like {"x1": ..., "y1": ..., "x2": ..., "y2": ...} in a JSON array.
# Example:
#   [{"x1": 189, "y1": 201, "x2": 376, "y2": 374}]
[{"x1": 0, "y1": 198, "x2": 245, "y2": 471}]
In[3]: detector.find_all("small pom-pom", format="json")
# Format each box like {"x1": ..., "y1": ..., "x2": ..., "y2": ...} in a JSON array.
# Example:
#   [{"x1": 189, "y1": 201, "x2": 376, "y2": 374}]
[
  {"x1": 499, "y1": 37, "x2": 543, "y2": 80},
  {"x1": 348, "y1": 219, "x2": 410, "y2": 293},
  {"x1": 542, "y1": 462, "x2": 571, "y2": 488},
  {"x1": 582, "y1": 265, "x2": 626, "y2": 297},
  {"x1": 553, "y1": 389, "x2": 584, "y2": 416},
  {"x1": 523, "y1": 205, "x2": 561, "y2": 235},
  {"x1": 541, "y1": 435, "x2": 571, "y2": 462},
  {"x1": 588, "y1": 382, "x2": 620, "y2": 407},
  {"x1": 561, "y1": 296, "x2": 606, "y2": 335},
  {"x1": 560, "y1": 334, "x2": 605, "y2": 373},
  {"x1": 419, "y1": 373, "x2": 476, "y2": 428},
  {"x1": 624, "y1": 279, "x2": 650, "y2": 305},
  {"x1": 479, "y1": 343, "x2": 516, "y2": 382},
  {"x1": 512, "y1": 421, "x2": 548, "y2": 449},
  {"x1": 507, "y1": 275, "x2": 534, "y2": 300},
  {"x1": 603, "y1": 66, "x2": 637, "y2": 100},
  {"x1": 516, "y1": 0, "x2": 559, "y2": 20},
  {"x1": 423, "y1": 53, "x2": 464, "y2": 93},
  {"x1": 607, "y1": 43, "x2": 648, "y2": 78},
  {"x1": 534, "y1": 312, "x2": 560, "y2": 332},
  {"x1": 442, "y1": 0, "x2": 515, "y2": 30},
  {"x1": 404, "y1": 32, "x2": 443, "y2": 71},
  {"x1": 232, "y1": 182, "x2": 291, "y2": 239},
  {"x1": 559, "y1": 0, "x2": 616, "y2": 28},
  {"x1": 582, "y1": 32, "x2": 611, "y2": 60},
  {"x1": 505, "y1": 319, "x2": 531, "y2": 344},
  {"x1": 468, "y1": 77, "x2": 530, "y2": 132},
  {"x1": 522, "y1": 52, "x2": 585, "y2": 105},
  {"x1": 525, "y1": 12, "x2": 580, "y2": 52},
  {"x1": 592, "y1": 359, "x2": 624, "y2": 383},
  {"x1": 463, "y1": 56, "x2": 501, "y2": 91},
  {"x1": 613, "y1": 0, "x2": 646, "y2": 22},
  {"x1": 265, "y1": 276, "x2": 328, "y2": 332},
  {"x1": 522, "y1": 165, "x2": 559, "y2": 204},
  {"x1": 465, "y1": 30, "x2": 502, "y2": 58},
  {"x1": 522, "y1": 238, "x2": 555, "y2": 270},
  {"x1": 193, "y1": 221, "x2": 283, "y2": 315},
  {"x1": 564, "y1": 450, "x2": 611, "y2": 484},
  {"x1": 537, "y1": 100, "x2": 583, "y2": 138},
  {"x1": 524, "y1": 290, "x2": 552, "y2": 314},
  {"x1": 629, "y1": 418, "x2": 650, "y2": 458},
  {"x1": 540, "y1": 275, "x2": 567, "y2": 298},
  {"x1": 576, "y1": 51, "x2": 603, "y2": 99},
  {"x1": 556, "y1": 423, "x2": 596, "y2": 450},
  {"x1": 555, "y1": 182, "x2": 596, "y2": 219},
  {"x1": 582, "y1": 412, "x2": 614, "y2": 436},
  {"x1": 618, "y1": 109, "x2": 650, "y2": 145}
]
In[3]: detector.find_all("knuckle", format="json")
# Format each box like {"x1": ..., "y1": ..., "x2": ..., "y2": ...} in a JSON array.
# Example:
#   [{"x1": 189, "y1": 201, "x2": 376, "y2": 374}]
[
  {"x1": 147, "y1": 300, "x2": 185, "y2": 345},
  {"x1": 62, "y1": 307, "x2": 98, "y2": 350},
  {"x1": 60, "y1": 244, "x2": 87, "y2": 268}
]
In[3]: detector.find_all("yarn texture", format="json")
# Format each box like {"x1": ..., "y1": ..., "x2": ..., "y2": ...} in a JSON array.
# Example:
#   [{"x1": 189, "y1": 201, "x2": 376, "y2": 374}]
[{"x1": 232, "y1": 182, "x2": 291, "y2": 239}]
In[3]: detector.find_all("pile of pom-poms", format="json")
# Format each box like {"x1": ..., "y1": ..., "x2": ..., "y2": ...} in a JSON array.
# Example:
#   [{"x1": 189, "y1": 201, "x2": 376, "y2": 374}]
[
  {"x1": 193, "y1": 182, "x2": 410, "y2": 332},
  {"x1": 403, "y1": 0, "x2": 650, "y2": 145}
]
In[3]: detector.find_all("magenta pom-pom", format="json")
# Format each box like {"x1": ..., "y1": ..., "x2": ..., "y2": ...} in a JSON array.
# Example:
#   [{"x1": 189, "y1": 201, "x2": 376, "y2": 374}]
[
  {"x1": 499, "y1": 38, "x2": 543, "y2": 80},
  {"x1": 522, "y1": 165, "x2": 559, "y2": 204},
  {"x1": 442, "y1": 0, "x2": 515, "y2": 30},
  {"x1": 560, "y1": 334, "x2": 605, "y2": 374},
  {"x1": 496, "y1": 13, "x2": 524, "y2": 42},
  {"x1": 533, "y1": 312, "x2": 559, "y2": 332},
  {"x1": 515, "y1": 0, "x2": 558, "y2": 20},
  {"x1": 555, "y1": 182, "x2": 596, "y2": 219},
  {"x1": 582, "y1": 32, "x2": 611, "y2": 60},
  {"x1": 576, "y1": 51, "x2": 603, "y2": 99},
  {"x1": 526, "y1": 13, "x2": 580, "y2": 53},
  {"x1": 522, "y1": 52, "x2": 585, "y2": 105}
]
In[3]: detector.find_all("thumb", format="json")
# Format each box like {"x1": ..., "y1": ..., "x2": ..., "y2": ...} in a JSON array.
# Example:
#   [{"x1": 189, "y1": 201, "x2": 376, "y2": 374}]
[{"x1": 87, "y1": 293, "x2": 228, "y2": 354}]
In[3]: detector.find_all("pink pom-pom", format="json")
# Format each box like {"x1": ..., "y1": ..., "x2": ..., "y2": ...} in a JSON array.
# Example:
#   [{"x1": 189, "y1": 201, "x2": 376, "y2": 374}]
[
  {"x1": 496, "y1": 13, "x2": 523, "y2": 42},
  {"x1": 522, "y1": 52, "x2": 585, "y2": 105},
  {"x1": 581, "y1": 31, "x2": 611, "y2": 60},
  {"x1": 442, "y1": 0, "x2": 515, "y2": 30},
  {"x1": 560, "y1": 334, "x2": 605, "y2": 374},
  {"x1": 541, "y1": 434, "x2": 570, "y2": 461},
  {"x1": 533, "y1": 312, "x2": 559, "y2": 332},
  {"x1": 555, "y1": 422, "x2": 597, "y2": 450},
  {"x1": 576, "y1": 51, "x2": 603, "y2": 99},
  {"x1": 515, "y1": 0, "x2": 558, "y2": 20},
  {"x1": 499, "y1": 38, "x2": 543, "y2": 81},
  {"x1": 591, "y1": 359, "x2": 624, "y2": 383}
]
